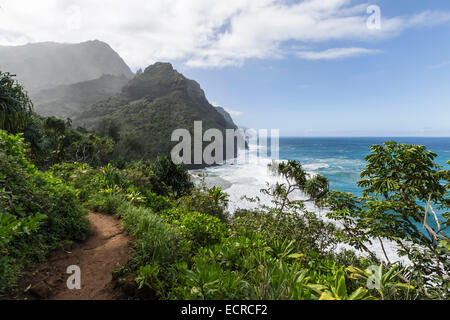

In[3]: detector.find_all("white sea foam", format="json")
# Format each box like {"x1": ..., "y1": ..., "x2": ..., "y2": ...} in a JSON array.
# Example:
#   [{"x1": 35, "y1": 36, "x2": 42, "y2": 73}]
[{"x1": 192, "y1": 145, "x2": 411, "y2": 266}]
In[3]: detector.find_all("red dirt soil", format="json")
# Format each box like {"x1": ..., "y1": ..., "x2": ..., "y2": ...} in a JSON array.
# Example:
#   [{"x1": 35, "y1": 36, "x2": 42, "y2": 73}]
[{"x1": 21, "y1": 212, "x2": 130, "y2": 300}]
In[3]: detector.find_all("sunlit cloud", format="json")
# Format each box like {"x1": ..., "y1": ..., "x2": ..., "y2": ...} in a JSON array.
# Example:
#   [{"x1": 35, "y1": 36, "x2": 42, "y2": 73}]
[
  {"x1": 0, "y1": 0, "x2": 449, "y2": 68},
  {"x1": 224, "y1": 108, "x2": 243, "y2": 116},
  {"x1": 297, "y1": 47, "x2": 381, "y2": 60}
]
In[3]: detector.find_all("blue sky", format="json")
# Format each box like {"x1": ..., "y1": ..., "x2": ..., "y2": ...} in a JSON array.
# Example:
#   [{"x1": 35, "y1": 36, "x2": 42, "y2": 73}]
[
  {"x1": 1, "y1": 0, "x2": 450, "y2": 137},
  {"x1": 171, "y1": 0, "x2": 450, "y2": 137}
]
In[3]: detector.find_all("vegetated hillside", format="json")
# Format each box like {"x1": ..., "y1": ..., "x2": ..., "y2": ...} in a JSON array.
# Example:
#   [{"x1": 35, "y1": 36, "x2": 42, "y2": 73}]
[
  {"x1": 74, "y1": 62, "x2": 241, "y2": 165},
  {"x1": 215, "y1": 106, "x2": 238, "y2": 129},
  {"x1": 0, "y1": 40, "x2": 134, "y2": 93},
  {"x1": 33, "y1": 74, "x2": 130, "y2": 119}
]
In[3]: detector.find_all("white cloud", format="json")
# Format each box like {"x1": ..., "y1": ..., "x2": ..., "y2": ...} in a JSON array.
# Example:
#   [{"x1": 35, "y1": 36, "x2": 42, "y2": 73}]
[
  {"x1": 224, "y1": 108, "x2": 243, "y2": 116},
  {"x1": 0, "y1": 0, "x2": 449, "y2": 68},
  {"x1": 297, "y1": 47, "x2": 381, "y2": 60},
  {"x1": 211, "y1": 102, "x2": 243, "y2": 116}
]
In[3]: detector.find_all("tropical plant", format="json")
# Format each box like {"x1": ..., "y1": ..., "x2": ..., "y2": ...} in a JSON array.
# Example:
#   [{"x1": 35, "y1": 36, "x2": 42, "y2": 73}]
[
  {"x1": 0, "y1": 72, "x2": 33, "y2": 134},
  {"x1": 325, "y1": 141, "x2": 449, "y2": 299},
  {"x1": 0, "y1": 130, "x2": 89, "y2": 294},
  {"x1": 95, "y1": 163, "x2": 127, "y2": 189},
  {"x1": 314, "y1": 269, "x2": 371, "y2": 300},
  {"x1": 346, "y1": 264, "x2": 414, "y2": 300},
  {"x1": 179, "y1": 187, "x2": 230, "y2": 222},
  {"x1": 304, "y1": 174, "x2": 329, "y2": 203},
  {"x1": 207, "y1": 186, "x2": 229, "y2": 206},
  {"x1": 149, "y1": 155, "x2": 193, "y2": 197}
]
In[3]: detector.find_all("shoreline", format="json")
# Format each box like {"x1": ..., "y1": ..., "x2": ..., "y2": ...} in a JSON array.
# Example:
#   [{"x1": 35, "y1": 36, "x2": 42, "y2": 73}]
[{"x1": 190, "y1": 153, "x2": 412, "y2": 266}]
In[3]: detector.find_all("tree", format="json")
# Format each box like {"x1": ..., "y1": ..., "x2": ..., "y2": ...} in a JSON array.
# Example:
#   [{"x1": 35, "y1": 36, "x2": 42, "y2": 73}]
[
  {"x1": 43, "y1": 116, "x2": 69, "y2": 163},
  {"x1": 305, "y1": 174, "x2": 329, "y2": 202},
  {"x1": 150, "y1": 155, "x2": 193, "y2": 197},
  {"x1": 264, "y1": 160, "x2": 329, "y2": 211},
  {"x1": 96, "y1": 119, "x2": 121, "y2": 143},
  {"x1": 326, "y1": 141, "x2": 449, "y2": 299},
  {"x1": 0, "y1": 71, "x2": 33, "y2": 134}
]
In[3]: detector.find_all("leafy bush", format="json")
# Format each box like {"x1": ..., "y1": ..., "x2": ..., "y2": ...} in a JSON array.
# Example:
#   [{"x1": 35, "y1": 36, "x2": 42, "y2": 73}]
[
  {"x1": 148, "y1": 156, "x2": 193, "y2": 197},
  {"x1": 25, "y1": 115, "x2": 115, "y2": 169},
  {"x1": 232, "y1": 209, "x2": 337, "y2": 256},
  {"x1": 0, "y1": 131, "x2": 89, "y2": 294},
  {"x1": 50, "y1": 162, "x2": 100, "y2": 202},
  {"x1": 122, "y1": 160, "x2": 155, "y2": 193},
  {"x1": 0, "y1": 72, "x2": 33, "y2": 134},
  {"x1": 95, "y1": 163, "x2": 128, "y2": 189},
  {"x1": 325, "y1": 141, "x2": 449, "y2": 299},
  {"x1": 122, "y1": 157, "x2": 193, "y2": 199},
  {"x1": 179, "y1": 186, "x2": 229, "y2": 222},
  {"x1": 174, "y1": 211, "x2": 228, "y2": 251},
  {"x1": 86, "y1": 192, "x2": 126, "y2": 214},
  {"x1": 144, "y1": 191, "x2": 174, "y2": 212},
  {"x1": 115, "y1": 203, "x2": 188, "y2": 298}
]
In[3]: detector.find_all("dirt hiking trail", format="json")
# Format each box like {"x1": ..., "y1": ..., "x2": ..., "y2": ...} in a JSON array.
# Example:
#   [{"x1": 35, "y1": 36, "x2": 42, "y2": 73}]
[{"x1": 23, "y1": 212, "x2": 130, "y2": 300}]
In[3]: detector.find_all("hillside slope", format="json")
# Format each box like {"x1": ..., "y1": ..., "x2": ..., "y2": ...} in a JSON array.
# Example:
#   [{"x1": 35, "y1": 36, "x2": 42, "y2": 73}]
[
  {"x1": 74, "y1": 62, "x2": 241, "y2": 165},
  {"x1": 215, "y1": 106, "x2": 238, "y2": 129},
  {"x1": 33, "y1": 74, "x2": 129, "y2": 119}
]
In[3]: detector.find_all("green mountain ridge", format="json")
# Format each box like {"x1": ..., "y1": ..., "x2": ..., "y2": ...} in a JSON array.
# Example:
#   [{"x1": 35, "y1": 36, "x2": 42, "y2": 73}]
[
  {"x1": 73, "y1": 62, "x2": 241, "y2": 165},
  {"x1": 214, "y1": 106, "x2": 238, "y2": 129}
]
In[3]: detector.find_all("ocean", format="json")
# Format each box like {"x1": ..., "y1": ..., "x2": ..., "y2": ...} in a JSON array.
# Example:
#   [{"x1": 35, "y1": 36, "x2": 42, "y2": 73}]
[
  {"x1": 195, "y1": 137, "x2": 449, "y2": 210},
  {"x1": 193, "y1": 137, "x2": 450, "y2": 263}
]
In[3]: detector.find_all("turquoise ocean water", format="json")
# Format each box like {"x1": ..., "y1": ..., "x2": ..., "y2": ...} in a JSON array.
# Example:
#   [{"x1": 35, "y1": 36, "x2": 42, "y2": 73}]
[
  {"x1": 200, "y1": 137, "x2": 449, "y2": 233},
  {"x1": 197, "y1": 137, "x2": 449, "y2": 260},
  {"x1": 278, "y1": 137, "x2": 450, "y2": 196}
]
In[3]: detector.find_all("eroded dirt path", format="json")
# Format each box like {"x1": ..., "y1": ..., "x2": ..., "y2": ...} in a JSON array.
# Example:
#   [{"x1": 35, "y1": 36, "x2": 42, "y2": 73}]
[{"x1": 23, "y1": 213, "x2": 130, "y2": 300}]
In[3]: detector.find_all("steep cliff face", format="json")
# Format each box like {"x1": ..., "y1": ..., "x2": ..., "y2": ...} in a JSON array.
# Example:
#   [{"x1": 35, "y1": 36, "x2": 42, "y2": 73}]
[
  {"x1": 215, "y1": 106, "x2": 238, "y2": 129},
  {"x1": 0, "y1": 40, "x2": 134, "y2": 93},
  {"x1": 74, "y1": 62, "x2": 241, "y2": 165}
]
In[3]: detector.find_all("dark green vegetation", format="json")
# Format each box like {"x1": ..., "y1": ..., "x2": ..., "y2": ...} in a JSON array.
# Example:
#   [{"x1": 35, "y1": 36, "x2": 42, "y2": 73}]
[
  {"x1": 214, "y1": 106, "x2": 238, "y2": 129},
  {"x1": 324, "y1": 143, "x2": 450, "y2": 299},
  {"x1": 73, "y1": 62, "x2": 240, "y2": 164},
  {"x1": 0, "y1": 131, "x2": 89, "y2": 293},
  {"x1": 0, "y1": 71, "x2": 33, "y2": 134},
  {"x1": 3, "y1": 41, "x2": 241, "y2": 166},
  {"x1": 1, "y1": 70, "x2": 448, "y2": 300}
]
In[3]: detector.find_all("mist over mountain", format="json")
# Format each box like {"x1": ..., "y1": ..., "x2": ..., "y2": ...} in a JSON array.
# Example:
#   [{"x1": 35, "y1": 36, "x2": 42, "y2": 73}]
[
  {"x1": 0, "y1": 40, "x2": 133, "y2": 93},
  {"x1": 74, "y1": 62, "x2": 241, "y2": 165},
  {"x1": 33, "y1": 74, "x2": 130, "y2": 119},
  {"x1": 0, "y1": 39, "x2": 241, "y2": 165}
]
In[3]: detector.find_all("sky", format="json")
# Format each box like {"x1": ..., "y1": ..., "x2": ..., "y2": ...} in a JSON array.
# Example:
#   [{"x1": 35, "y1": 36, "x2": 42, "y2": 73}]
[{"x1": 1, "y1": 0, "x2": 450, "y2": 136}]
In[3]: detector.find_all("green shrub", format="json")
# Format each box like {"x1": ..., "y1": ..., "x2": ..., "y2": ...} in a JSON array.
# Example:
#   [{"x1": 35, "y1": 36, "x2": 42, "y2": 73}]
[
  {"x1": 122, "y1": 160, "x2": 155, "y2": 193},
  {"x1": 148, "y1": 156, "x2": 193, "y2": 197},
  {"x1": 0, "y1": 130, "x2": 89, "y2": 294},
  {"x1": 174, "y1": 211, "x2": 228, "y2": 250},
  {"x1": 86, "y1": 192, "x2": 126, "y2": 214},
  {"x1": 115, "y1": 204, "x2": 188, "y2": 298},
  {"x1": 172, "y1": 232, "x2": 371, "y2": 300},
  {"x1": 95, "y1": 163, "x2": 128, "y2": 189},
  {"x1": 123, "y1": 157, "x2": 194, "y2": 198},
  {"x1": 179, "y1": 187, "x2": 229, "y2": 222},
  {"x1": 0, "y1": 71, "x2": 33, "y2": 134},
  {"x1": 232, "y1": 209, "x2": 337, "y2": 255},
  {"x1": 144, "y1": 191, "x2": 174, "y2": 212},
  {"x1": 50, "y1": 162, "x2": 100, "y2": 202}
]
